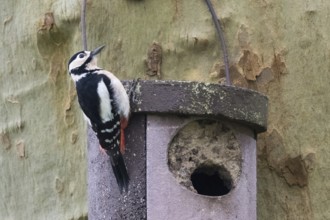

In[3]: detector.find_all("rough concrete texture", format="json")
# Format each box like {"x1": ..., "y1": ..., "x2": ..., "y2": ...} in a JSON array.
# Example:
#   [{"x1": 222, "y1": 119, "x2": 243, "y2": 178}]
[
  {"x1": 87, "y1": 115, "x2": 146, "y2": 220},
  {"x1": 168, "y1": 119, "x2": 242, "y2": 193},
  {"x1": 147, "y1": 115, "x2": 256, "y2": 220},
  {"x1": 124, "y1": 80, "x2": 268, "y2": 133}
]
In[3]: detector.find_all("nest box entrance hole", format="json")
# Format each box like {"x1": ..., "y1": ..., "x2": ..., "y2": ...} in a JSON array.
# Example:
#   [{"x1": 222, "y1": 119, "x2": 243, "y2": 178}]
[{"x1": 190, "y1": 164, "x2": 233, "y2": 196}]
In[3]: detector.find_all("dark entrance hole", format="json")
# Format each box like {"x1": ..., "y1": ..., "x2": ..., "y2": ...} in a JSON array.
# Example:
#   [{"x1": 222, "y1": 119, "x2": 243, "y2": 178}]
[{"x1": 190, "y1": 165, "x2": 232, "y2": 196}]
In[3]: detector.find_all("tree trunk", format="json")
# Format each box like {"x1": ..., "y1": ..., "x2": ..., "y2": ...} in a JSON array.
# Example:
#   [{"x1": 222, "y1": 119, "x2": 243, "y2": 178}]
[{"x1": 1, "y1": 0, "x2": 328, "y2": 219}]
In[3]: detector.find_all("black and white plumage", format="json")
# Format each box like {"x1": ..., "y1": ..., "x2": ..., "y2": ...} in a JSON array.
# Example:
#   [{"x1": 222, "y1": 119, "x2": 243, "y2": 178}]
[{"x1": 68, "y1": 45, "x2": 130, "y2": 193}]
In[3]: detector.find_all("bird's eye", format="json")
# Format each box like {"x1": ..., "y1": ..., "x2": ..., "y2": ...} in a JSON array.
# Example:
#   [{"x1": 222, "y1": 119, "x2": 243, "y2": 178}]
[{"x1": 78, "y1": 53, "x2": 85, "y2": 58}]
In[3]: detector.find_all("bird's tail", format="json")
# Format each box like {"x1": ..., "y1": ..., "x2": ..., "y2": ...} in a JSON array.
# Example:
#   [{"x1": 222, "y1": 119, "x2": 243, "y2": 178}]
[{"x1": 108, "y1": 152, "x2": 129, "y2": 193}]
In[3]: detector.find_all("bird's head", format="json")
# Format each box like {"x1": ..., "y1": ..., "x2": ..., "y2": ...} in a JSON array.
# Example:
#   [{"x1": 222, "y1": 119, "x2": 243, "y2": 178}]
[{"x1": 68, "y1": 45, "x2": 105, "y2": 75}]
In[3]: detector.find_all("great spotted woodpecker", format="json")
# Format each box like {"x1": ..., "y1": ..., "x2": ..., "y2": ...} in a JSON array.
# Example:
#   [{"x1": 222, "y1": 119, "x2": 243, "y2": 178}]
[{"x1": 68, "y1": 45, "x2": 130, "y2": 193}]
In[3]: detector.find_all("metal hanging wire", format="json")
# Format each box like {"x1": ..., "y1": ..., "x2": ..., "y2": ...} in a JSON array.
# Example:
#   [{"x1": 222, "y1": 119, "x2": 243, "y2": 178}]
[
  {"x1": 204, "y1": 0, "x2": 231, "y2": 86},
  {"x1": 81, "y1": 0, "x2": 88, "y2": 50}
]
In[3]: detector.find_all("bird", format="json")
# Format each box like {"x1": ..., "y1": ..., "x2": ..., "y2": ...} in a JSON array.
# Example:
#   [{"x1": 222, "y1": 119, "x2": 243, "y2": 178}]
[{"x1": 68, "y1": 45, "x2": 130, "y2": 193}]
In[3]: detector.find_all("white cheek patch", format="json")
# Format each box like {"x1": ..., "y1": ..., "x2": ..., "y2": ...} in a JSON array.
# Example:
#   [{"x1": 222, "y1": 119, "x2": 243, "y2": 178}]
[
  {"x1": 69, "y1": 58, "x2": 85, "y2": 71},
  {"x1": 68, "y1": 51, "x2": 91, "y2": 72},
  {"x1": 86, "y1": 57, "x2": 97, "y2": 70}
]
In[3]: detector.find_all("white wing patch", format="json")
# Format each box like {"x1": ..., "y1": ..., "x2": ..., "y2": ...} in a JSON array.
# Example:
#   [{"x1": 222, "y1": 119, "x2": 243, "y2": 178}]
[
  {"x1": 97, "y1": 79, "x2": 113, "y2": 122},
  {"x1": 98, "y1": 70, "x2": 130, "y2": 119}
]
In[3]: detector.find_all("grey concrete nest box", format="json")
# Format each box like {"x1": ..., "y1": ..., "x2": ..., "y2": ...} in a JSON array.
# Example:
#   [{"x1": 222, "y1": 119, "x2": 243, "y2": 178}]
[{"x1": 87, "y1": 80, "x2": 268, "y2": 220}]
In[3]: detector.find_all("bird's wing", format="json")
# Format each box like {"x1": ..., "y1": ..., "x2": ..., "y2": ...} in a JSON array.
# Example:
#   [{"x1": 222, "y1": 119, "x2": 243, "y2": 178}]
[{"x1": 98, "y1": 71, "x2": 130, "y2": 119}]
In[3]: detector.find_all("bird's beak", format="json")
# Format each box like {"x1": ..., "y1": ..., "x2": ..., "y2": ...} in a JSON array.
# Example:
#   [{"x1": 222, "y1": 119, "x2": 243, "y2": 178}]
[{"x1": 91, "y1": 45, "x2": 105, "y2": 56}]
